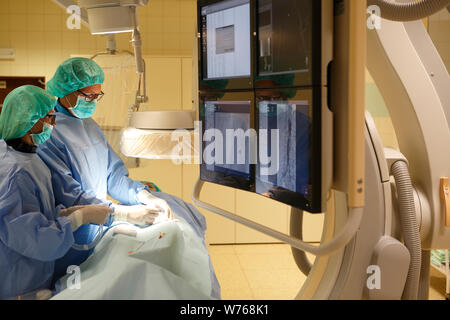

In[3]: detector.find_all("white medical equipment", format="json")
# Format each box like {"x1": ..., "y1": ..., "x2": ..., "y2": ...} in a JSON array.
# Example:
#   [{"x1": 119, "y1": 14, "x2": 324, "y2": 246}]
[{"x1": 192, "y1": 0, "x2": 450, "y2": 300}]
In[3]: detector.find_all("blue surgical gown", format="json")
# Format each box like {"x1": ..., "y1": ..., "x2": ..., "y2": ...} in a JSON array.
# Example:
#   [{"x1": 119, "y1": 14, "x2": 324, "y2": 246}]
[
  {"x1": 0, "y1": 141, "x2": 74, "y2": 299},
  {"x1": 37, "y1": 103, "x2": 146, "y2": 280}
]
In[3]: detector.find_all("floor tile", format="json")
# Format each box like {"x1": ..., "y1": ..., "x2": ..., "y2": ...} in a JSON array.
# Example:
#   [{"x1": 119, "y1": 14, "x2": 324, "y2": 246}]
[
  {"x1": 210, "y1": 254, "x2": 242, "y2": 273},
  {"x1": 252, "y1": 287, "x2": 301, "y2": 300},
  {"x1": 429, "y1": 267, "x2": 447, "y2": 300},
  {"x1": 233, "y1": 243, "x2": 291, "y2": 255},
  {"x1": 208, "y1": 244, "x2": 236, "y2": 255},
  {"x1": 243, "y1": 268, "x2": 307, "y2": 290},
  {"x1": 209, "y1": 244, "x2": 446, "y2": 300},
  {"x1": 236, "y1": 253, "x2": 299, "y2": 270},
  {"x1": 221, "y1": 285, "x2": 255, "y2": 300},
  {"x1": 215, "y1": 267, "x2": 250, "y2": 290}
]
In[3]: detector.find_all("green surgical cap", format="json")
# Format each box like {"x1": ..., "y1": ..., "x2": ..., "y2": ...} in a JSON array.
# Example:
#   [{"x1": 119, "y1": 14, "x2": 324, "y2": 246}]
[
  {"x1": 47, "y1": 57, "x2": 105, "y2": 98},
  {"x1": 0, "y1": 85, "x2": 56, "y2": 140}
]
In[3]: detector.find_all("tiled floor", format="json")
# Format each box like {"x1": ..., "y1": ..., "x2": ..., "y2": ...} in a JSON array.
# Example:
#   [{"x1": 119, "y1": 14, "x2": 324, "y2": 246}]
[{"x1": 208, "y1": 243, "x2": 447, "y2": 300}]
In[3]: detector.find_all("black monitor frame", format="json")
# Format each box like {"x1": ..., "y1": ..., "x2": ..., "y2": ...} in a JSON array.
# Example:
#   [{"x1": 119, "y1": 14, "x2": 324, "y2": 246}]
[
  {"x1": 254, "y1": 87, "x2": 322, "y2": 213},
  {"x1": 199, "y1": 90, "x2": 256, "y2": 192},
  {"x1": 198, "y1": 0, "x2": 256, "y2": 91},
  {"x1": 254, "y1": 0, "x2": 324, "y2": 89},
  {"x1": 197, "y1": 0, "x2": 333, "y2": 213}
]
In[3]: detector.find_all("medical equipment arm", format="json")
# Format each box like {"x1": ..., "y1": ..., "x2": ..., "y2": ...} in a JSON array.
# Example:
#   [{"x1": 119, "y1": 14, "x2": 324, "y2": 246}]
[
  {"x1": 192, "y1": 178, "x2": 363, "y2": 256},
  {"x1": 290, "y1": 207, "x2": 312, "y2": 275},
  {"x1": 0, "y1": 174, "x2": 74, "y2": 262},
  {"x1": 367, "y1": 0, "x2": 450, "y2": 21},
  {"x1": 390, "y1": 158, "x2": 422, "y2": 300}
]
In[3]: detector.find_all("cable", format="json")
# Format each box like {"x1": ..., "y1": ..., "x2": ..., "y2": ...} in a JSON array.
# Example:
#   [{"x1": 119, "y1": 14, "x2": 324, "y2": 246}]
[{"x1": 368, "y1": 0, "x2": 450, "y2": 21}]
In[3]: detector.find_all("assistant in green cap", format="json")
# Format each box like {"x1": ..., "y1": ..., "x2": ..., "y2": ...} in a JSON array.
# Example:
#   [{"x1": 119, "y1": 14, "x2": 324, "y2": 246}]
[
  {"x1": 0, "y1": 85, "x2": 56, "y2": 140},
  {"x1": 46, "y1": 57, "x2": 105, "y2": 98}
]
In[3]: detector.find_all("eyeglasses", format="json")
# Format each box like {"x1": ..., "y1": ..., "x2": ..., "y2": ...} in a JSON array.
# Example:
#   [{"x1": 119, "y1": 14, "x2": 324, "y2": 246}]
[{"x1": 77, "y1": 90, "x2": 105, "y2": 102}]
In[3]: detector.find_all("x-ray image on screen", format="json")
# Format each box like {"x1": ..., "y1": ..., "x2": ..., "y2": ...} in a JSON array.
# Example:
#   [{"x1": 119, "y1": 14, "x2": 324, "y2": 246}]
[
  {"x1": 204, "y1": 101, "x2": 252, "y2": 178},
  {"x1": 201, "y1": 0, "x2": 251, "y2": 80},
  {"x1": 258, "y1": 0, "x2": 312, "y2": 76},
  {"x1": 256, "y1": 101, "x2": 310, "y2": 199}
]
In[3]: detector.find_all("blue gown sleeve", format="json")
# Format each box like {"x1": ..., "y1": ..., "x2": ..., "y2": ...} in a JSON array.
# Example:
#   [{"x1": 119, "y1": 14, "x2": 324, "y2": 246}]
[
  {"x1": 0, "y1": 173, "x2": 75, "y2": 262},
  {"x1": 106, "y1": 143, "x2": 147, "y2": 205},
  {"x1": 38, "y1": 135, "x2": 109, "y2": 208}
]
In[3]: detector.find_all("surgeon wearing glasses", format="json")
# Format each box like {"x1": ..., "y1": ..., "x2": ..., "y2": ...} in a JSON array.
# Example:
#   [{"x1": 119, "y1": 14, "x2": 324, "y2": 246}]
[{"x1": 37, "y1": 58, "x2": 174, "y2": 281}]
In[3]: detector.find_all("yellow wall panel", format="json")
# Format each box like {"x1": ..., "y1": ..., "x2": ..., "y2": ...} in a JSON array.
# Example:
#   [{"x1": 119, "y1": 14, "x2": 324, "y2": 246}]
[
  {"x1": 129, "y1": 159, "x2": 183, "y2": 199},
  {"x1": 0, "y1": 31, "x2": 10, "y2": 47},
  {"x1": 0, "y1": 14, "x2": 9, "y2": 31},
  {"x1": 26, "y1": 0, "x2": 44, "y2": 14},
  {"x1": 200, "y1": 208, "x2": 236, "y2": 244},
  {"x1": 199, "y1": 182, "x2": 237, "y2": 244},
  {"x1": 26, "y1": 14, "x2": 44, "y2": 31},
  {"x1": 9, "y1": 0, "x2": 26, "y2": 14},
  {"x1": 235, "y1": 191, "x2": 289, "y2": 243},
  {"x1": 182, "y1": 163, "x2": 199, "y2": 203},
  {"x1": 145, "y1": 57, "x2": 182, "y2": 110},
  {"x1": 182, "y1": 57, "x2": 193, "y2": 110}
]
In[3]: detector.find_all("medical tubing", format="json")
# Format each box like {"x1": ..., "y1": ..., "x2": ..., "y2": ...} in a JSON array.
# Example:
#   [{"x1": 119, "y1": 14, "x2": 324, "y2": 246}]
[
  {"x1": 367, "y1": 0, "x2": 450, "y2": 21},
  {"x1": 289, "y1": 207, "x2": 312, "y2": 275},
  {"x1": 391, "y1": 161, "x2": 422, "y2": 300},
  {"x1": 192, "y1": 178, "x2": 363, "y2": 256},
  {"x1": 418, "y1": 250, "x2": 431, "y2": 300}
]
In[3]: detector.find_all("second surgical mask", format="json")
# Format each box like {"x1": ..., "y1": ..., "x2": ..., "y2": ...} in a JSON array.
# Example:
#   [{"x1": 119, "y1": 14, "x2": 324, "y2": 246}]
[
  {"x1": 30, "y1": 122, "x2": 53, "y2": 145},
  {"x1": 67, "y1": 95, "x2": 97, "y2": 119}
]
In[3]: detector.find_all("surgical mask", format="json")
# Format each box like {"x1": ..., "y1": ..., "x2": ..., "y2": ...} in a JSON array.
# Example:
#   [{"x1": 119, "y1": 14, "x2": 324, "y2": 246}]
[
  {"x1": 67, "y1": 95, "x2": 97, "y2": 119},
  {"x1": 30, "y1": 122, "x2": 53, "y2": 145}
]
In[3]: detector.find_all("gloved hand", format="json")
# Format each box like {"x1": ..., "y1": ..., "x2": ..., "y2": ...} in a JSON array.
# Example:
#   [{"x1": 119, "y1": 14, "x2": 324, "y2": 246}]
[
  {"x1": 112, "y1": 204, "x2": 161, "y2": 226},
  {"x1": 136, "y1": 190, "x2": 174, "y2": 223},
  {"x1": 62, "y1": 205, "x2": 113, "y2": 232}
]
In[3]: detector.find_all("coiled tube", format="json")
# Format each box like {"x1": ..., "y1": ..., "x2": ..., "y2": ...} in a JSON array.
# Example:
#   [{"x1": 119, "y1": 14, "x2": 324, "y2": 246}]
[{"x1": 367, "y1": 0, "x2": 450, "y2": 21}]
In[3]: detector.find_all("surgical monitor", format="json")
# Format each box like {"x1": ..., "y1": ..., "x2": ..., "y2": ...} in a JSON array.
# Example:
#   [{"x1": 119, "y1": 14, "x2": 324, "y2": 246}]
[
  {"x1": 198, "y1": 0, "x2": 333, "y2": 213},
  {"x1": 199, "y1": 0, "x2": 254, "y2": 90}
]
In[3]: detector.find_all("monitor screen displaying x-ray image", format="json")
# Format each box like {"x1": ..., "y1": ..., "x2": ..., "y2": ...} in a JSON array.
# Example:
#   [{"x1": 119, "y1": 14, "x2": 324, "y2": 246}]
[
  {"x1": 256, "y1": 100, "x2": 312, "y2": 210},
  {"x1": 201, "y1": 100, "x2": 253, "y2": 190},
  {"x1": 201, "y1": 0, "x2": 251, "y2": 80},
  {"x1": 257, "y1": 0, "x2": 312, "y2": 77}
]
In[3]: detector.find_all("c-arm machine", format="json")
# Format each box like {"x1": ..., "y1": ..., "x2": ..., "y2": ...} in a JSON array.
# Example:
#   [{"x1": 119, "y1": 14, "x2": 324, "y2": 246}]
[{"x1": 192, "y1": 0, "x2": 450, "y2": 300}]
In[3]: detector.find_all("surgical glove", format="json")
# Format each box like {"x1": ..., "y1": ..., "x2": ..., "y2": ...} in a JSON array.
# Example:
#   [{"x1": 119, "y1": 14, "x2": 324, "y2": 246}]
[
  {"x1": 137, "y1": 190, "x2": 174, "y2": 222},
  {"x1": 112, "y1": 204, "x2": 160, "y2": 226},
  {"x1": 62, "y1": 205, "x2": 113, "y2": 232}
]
